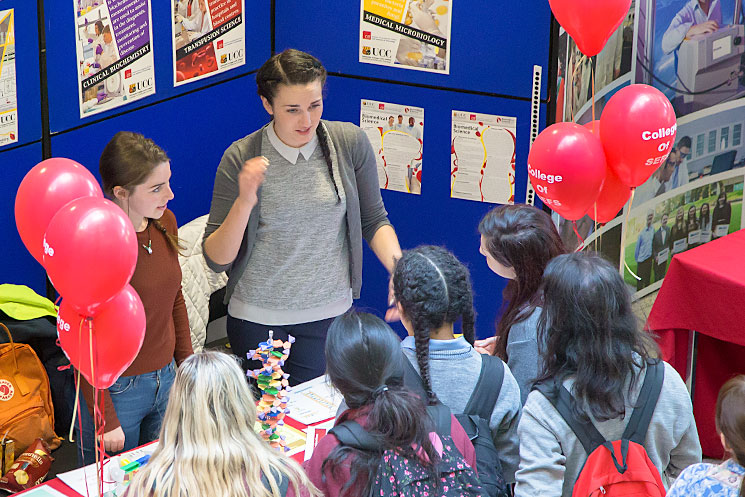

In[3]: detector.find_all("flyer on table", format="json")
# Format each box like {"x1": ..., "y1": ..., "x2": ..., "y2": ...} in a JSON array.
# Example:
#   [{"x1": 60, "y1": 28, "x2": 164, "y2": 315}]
[
  {"x1": 74, "y1": 0, "x2": 156, "y2": 118},
  {"x1": 451, "y1": 110, "x2": 516, "y2": 204},
  {"x1": 0, "y1": 9, "x2": 18, "y2": 148},
  {"x1": 359, "y1": 0, "x2": 451, "y2": 74},
  {"x1": 172, "y1": 0, "x2": 246, "y2": 86},
  {"x1": 360, "y1": 99, "x2": 424, "y2": 194}
]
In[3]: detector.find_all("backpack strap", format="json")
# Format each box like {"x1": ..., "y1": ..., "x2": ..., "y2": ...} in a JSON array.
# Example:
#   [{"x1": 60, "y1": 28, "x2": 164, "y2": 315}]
[
  {"x1": 261, "y1": 470, "x2": 290, "y2": 496},
  {"x1": 329, "y1": 420, "x2": 380, "y2": 451},
  {"x1": 427, "y1": 402, "x2": 453, "y2": 437},
  {"x1": 462, "y1": 354, "x2": 505, "y2": 421},
  {"x1": 621, "y1": 360, "x2": 665, "y2": 445},
  {"x1": 401, "y1": 351, "x2": 429, "y2": 400},
  {"x1": 533, "y1": 380, "x2": 607, "y2": 456}
]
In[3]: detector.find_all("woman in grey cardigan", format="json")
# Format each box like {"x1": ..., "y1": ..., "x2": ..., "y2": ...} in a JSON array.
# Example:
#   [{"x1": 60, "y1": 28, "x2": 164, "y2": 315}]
[
  {"x1": 202, "y1": 49, "x2": 402, "y2": 383},
  {"x1": 514, "y1": 252, "x2": 701, "y2": 496}
]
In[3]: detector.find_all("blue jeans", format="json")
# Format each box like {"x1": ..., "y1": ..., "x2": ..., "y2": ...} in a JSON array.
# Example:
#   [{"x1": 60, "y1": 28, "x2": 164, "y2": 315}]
[{"x1": 74, "y1": 361, "x2": 175, "y2": 466}]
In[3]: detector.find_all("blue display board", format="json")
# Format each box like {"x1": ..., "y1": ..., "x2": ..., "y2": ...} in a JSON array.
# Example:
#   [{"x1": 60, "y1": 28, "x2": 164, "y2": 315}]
[
  {"x1": 320, "y1": 76, "x2": 546, "y2": 337},
  {"x1": 2, "y1": 143, "x2": 47, "y2": 296},
  {"x1": 0, "y1": 0, "x2": 41, "y2": 148},
  {"x1": 50, "y1": 76, "x2": 268, "y2": 225},
  {"x1": 44, "y1": 0, "x2": 271, "y2": 133},
  {"x1": 275, "y1": 0, "x2": 551, "y2": 100}
]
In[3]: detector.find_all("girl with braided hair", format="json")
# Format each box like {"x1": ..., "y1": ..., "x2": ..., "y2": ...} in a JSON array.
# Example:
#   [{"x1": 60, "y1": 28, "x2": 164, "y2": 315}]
[
  {"x1": 203, "y1": 49, "x2": 402, "y2": 383},
  {"x1": 392, "y1": 245, "x2": 522, "y2": 483},
  {"x1": 73, "y1": 131, "x2": 193, "y2": 465},
  {"x1": 304, "y1": 310, "x2": 476, "y2": 497}
]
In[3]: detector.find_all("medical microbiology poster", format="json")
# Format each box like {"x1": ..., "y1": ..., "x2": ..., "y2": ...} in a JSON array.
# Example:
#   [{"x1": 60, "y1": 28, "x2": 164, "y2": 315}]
[
  {"x1": 0, "y1": 9, "x2": 18, "y2": 148},
  {"x1": 74, "y1": 0, "x2": 156, "y2": 118},
  {"x1": 360, "y1": 99, "x2": 424, "y2": 194},
  {"x1": 172, "y1": 0, "x2": 245, "y2": 86},
  {"x1": 359, "y1": 0, "x2": 451, "y2": 74},
  {"x1": 451, "y1": 110, "x2": 516, "y2": 204}
]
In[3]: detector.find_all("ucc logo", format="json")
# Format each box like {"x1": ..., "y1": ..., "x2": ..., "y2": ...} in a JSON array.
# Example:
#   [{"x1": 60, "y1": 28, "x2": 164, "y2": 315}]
[
  {"x1": 0, "y1": 113, "x2": 15, "y2": 124},
  {"x1": 129, "y1": 77, "x2": 154, "y2": 94},
  {"x1": 221, "y1": 49, "x2": 244, "y2": 64}
]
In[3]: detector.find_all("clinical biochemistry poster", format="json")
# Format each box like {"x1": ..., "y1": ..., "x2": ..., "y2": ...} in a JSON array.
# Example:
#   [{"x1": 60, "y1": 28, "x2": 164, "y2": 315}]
[
  {"x1": 359, "y1": 0, "x2": 451, "y2": 74},
  {"x1": 74, "y1": 0, "x2": 156, "y2": 118},
  {"x1": 360, "y1": 99, "x2": 424, "y2": 194},
  {"x1": 450, "y1": 110, "x2": 516, "y2": 204},
  {"x1": 172, "y1": 0, "x2": 246, "y2": 86},
  {"x1": 0, "y1": 9, "x2": 18, "y2": 148}
]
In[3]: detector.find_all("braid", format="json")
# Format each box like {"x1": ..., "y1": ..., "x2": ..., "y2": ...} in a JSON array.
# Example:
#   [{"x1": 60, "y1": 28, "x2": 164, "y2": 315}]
[
  {"x1": 413, "y1": 324, "x2": 437, "y2": 405},
  {"x1": 150, "y1": 218, "x2": 182, "y2": 253},
  {"x1": 316, "y1": 124, "x2": 341, "y2": 203}
]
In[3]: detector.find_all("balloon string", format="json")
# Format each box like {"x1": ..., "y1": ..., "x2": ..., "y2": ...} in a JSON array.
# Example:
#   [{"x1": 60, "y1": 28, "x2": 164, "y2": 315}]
[
  {"x1": 621, "y1": 188, "x2": 642, "y2": 281},
  {"x1": 591, "y1": 59, "x2": 596, "y2": 125},
  {"x1": 570, "y1": 54, "x2": 586, "y2": 122},
  {"x1": 572, "y1": 220, "x2": 586, "y2": 252},
  {"x1": 593, "y1": 203, "x2": 599, "y2": 251}
]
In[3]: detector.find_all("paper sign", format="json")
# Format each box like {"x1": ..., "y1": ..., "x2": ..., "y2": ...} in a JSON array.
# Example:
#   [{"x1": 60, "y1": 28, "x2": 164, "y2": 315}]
[
  {"x1": 715, "y1": 224, "x2": 729, "y2": 237},
  {"x1": 673, "y1": 238, "x2": 688, "y2": 253},
  {"x1": 656, "y1": 248, "x2": 669, "y2": 265},
  {"x1": 700, "y1": 229, "x2": 712, "y2": 243},
  {"x1": 687, "y1": 229, "x2": 701, "y2": 245},
  {"x1": 286, "y1": 376, "x2": 343, "y2": 425}
]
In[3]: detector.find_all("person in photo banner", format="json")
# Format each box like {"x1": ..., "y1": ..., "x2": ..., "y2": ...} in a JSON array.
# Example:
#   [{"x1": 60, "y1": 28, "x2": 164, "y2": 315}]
[
  {"x1": 180, "y1": 0, "x2": 212, "y2": 35},
  {"x1": 76, "y1": 132, "x2": 193, "y2": 466},
  {"x1": 671, "y1": 207, "x2": 689, "y2": 253},
  {"x1": 661, "y1": 0, "x2": 723, "y2": 55},
  {"x1": 635, "y1": 211, "x2": 656, "y2": 290},
  {"x1": 653, "y1": 212, "x2": 673, "y2": 281},
  {"x1": 203, "y1": 49, "x2": 402, "y2": 384},
  {"x1": 713, "y1": 190, "x2": 733, "y2": 237},
  {"x1": 95, "y1": 25, "x2": 118, "y2": 69}
]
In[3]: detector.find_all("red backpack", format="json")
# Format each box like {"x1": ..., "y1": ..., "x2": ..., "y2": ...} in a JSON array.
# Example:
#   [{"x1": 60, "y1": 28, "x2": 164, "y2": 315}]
[{"x1": 535, "y1": 360, "x2": 666, "y2": 497}]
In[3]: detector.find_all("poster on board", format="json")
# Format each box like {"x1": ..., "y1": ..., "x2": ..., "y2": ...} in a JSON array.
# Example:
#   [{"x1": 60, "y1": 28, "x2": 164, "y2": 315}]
[
  {"x1": 74, "y1": 0, "x2": 156, "y2": 118},
  {"x1": 450, "y1": 110, "x2": 516, "y2": 204},
  {"x1": 0, "y1": 9, "x2": 18, "y2": 148},
  {"x1": 360, "y1": 99, "x2": 424, "y2": 194},
  {"x1": 359, "y1": 0, "x2": 451, "y2": 74},
  {"x1": 172, "y1": 0, "x2": 245, "y2": 86}
]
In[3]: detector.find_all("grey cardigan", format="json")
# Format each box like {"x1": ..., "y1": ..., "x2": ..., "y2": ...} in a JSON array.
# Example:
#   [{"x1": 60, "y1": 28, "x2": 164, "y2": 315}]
[{"x1": 202, "y1": 120, "x2": 391, "y2": 304}]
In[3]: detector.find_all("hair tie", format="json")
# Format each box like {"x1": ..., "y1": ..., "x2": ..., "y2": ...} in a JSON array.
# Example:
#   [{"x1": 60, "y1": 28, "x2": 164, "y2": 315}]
[{"x1": 372, "y1": 384, "x2": 389, "y2": 399}]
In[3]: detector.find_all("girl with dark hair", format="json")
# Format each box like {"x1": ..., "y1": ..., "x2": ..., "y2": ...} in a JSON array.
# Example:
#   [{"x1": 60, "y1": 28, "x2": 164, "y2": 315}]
[
  {"x1": 514, "y1": 252, "x2": 701, "y2": 496},
  {"x1": 304, "y1": 310, "x2": 477, "y2": 497},
  {"x1": 713, "y1": 190, "x2": 733, "y2": 237},
  {"x1": 392, "y1": 245, "x2": 522, "y2": 482},
  {"x1": 474, "y1": 204, "x2": 566, "y2": 403},
  {"x1": 203, "y1": 49, "x2": 402, "y2": 383},
  {"x1": 699, "y1": 202, "x2": 712, "y2": 233},
  {"x1": 75, "y1": 131, "x2": 193, "y2": 465},
  {"x1": 667, "y1": 375, "x2": 745, "y2": 497}
]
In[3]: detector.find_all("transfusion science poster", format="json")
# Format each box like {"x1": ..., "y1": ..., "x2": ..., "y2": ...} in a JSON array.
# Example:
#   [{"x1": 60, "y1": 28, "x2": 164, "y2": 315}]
[
  {"x1": 360, "y1": 99, "x2": 424, "y2": 194},
  {"x1": 451, "y1": 111, "x2": 516, "y2": 204},
  {"x1": 172, "y1": 0, "x2": 246, "y2": 86},
  {"x1": 74, "y1": 0, "x2": 156, "y2": 118},
  {"x1": 0, "y1": 9, "x2": 18, "y2": 148},
  {"x1": 359, "y1": 0, "x2": 452, "y2": 74}
]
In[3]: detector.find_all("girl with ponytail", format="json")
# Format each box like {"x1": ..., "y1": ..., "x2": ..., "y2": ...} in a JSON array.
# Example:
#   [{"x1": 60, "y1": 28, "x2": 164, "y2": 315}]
[
  {"x1": 304, "y1": 310, "x2": 476, "y2": 497},
  {"x1": 392, "y1": 245, "x2": 522, "y2": 482},
  {"x1": 203, "y1": 49, "x2": 402, "y2": 383}
]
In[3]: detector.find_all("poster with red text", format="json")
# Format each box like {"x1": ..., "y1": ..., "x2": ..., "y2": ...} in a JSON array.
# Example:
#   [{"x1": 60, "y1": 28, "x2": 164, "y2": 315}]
[
  {"x1": 172, "y1": 0, "x2": 245, "y2": 86},
  {"x1": 74, "y1": 0, "x2": 156, "y2": 118},
  {"x1": 451, "y1": 110, "x2": 516, "y2": 204},
  {"x1": 0, "y1": 9, "x2": 18, "y2": 147},
  {"x1": 360, "y1": 99, "x2": 424, "y2": 194}
]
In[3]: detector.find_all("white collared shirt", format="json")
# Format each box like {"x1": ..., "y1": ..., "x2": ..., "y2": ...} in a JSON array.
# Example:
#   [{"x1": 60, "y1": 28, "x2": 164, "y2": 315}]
[{"x1": 266, "y1": 121, "x2": 318, "y2": 165}]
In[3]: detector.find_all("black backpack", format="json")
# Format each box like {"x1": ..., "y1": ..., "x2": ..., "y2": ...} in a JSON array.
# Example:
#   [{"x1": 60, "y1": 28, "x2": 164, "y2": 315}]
[
  {"x1": 402, "y1": 353, "x2": 511, "y2": 497},
  {"x1": 260, "y1": 470, "x2": 289, "y2": 496},
  {"x1": 330, "y1": 402, "x2": 484, "y2": 497}
]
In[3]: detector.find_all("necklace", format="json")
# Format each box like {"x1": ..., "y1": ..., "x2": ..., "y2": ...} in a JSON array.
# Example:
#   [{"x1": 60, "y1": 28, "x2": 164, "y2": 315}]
[{"x1": 142, "y1": 221, "x2": 152, "y2": 255}]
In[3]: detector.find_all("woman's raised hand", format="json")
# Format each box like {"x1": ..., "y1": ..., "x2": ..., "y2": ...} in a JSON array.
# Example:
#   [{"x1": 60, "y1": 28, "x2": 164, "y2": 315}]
[{"x1": 237, "y1": 156, "x2": 268, "y2": 208}]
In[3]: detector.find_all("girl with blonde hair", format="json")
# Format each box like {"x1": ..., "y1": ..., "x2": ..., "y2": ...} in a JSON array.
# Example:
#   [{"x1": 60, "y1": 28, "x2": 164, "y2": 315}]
[{"x1": 126, "y1": 351, "x2": 319, "y2": 497}]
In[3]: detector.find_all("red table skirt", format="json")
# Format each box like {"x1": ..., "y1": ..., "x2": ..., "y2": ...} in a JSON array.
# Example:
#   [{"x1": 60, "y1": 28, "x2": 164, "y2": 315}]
[{"x1": 656, "y1": 328, "x2": 745, "y2": 459}]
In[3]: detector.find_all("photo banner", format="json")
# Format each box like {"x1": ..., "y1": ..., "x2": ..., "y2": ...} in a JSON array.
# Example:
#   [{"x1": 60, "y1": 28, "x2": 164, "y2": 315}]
[
  {"x1": 74, "y1": 0, "x2": 156, "y2": 118},
  {"x1": 172, "y1": 0, "x2": 245, "y2": 86},
  {"x1": 359, "y1": 0, "x2": 451, "y2": 74}
]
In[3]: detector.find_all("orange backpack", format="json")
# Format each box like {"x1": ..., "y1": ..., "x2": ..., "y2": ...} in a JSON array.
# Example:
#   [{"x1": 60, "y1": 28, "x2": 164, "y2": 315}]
[
  {"x1": 0, "y1": 323, "x2": 61, "y2": 457},
  {"x1": 535, "y1": 360, "x2": 667, "y2": 497}
]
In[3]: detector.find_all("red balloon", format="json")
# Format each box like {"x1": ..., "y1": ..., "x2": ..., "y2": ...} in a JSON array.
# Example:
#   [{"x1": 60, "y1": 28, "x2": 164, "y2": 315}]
[
  {"x1": 549, "y1": 0, "x2": 631, "y2": 56},
  {"x1": 57, "y1": 285, "x2": 145, "y2": 389},
  {"x1": 43, "y1": 197, "x2": 137, "y2": 316},
  {"x1": 15, "y1": 158, "x2": 103, "y2": 265},
  {"x1": 590, "y1": 167, "x2": 632, "y2": 224},
  {"x1": 528, "y1": 123, "x2": 607, "y2": 221},
  {"x1": 600, "y1": 84, "x2": 677, "y2": 187}
]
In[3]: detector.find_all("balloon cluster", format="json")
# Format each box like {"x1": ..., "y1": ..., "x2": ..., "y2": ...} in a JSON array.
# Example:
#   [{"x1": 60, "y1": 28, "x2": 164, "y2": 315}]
[
  {"x1": 531, "y1": 0, "x2": 676, "y2": 223},
  {"x1": 15, "y1": 159, "x2": 145, "y2": 389},
  {"x1": 247, "y1": 331, "x2": 294, "y2": 452}
]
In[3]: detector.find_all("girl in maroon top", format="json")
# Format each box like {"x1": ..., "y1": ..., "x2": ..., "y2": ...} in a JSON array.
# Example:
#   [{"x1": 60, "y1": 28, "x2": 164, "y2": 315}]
[
  {"x1": 75, "y1": 131, "x2": 193, "y2": 466},
  {"x1": 304, "y1": 311, "x2": 476, "y2": 497}
]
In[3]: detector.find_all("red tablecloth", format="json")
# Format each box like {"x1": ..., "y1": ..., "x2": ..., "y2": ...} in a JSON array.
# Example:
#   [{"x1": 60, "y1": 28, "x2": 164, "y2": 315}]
[{"x1": 647, "y1": 229, "x2": 745, "y2": 458}]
